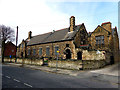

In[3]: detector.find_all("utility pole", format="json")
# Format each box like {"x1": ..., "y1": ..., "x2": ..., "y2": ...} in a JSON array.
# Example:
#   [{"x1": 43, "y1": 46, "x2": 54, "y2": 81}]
[{"x1": 15, "y1": 26, "x2": 18, "y2": 63}]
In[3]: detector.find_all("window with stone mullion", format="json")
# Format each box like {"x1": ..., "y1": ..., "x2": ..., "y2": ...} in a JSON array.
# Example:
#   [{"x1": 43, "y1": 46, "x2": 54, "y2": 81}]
[
  {"x1": 46, "y1": 47, "x2": 50, "y2": 56},
  {"x1": 95, "y1": 35, "x2": 104, "y2": 45},
  {"x1": 55, "y1": 46, "x2": 59, "y2": 55},
  {"x1": 28, "y1": 49, "x2": 31, "y2": 55},
  {"x1": 39, "y1": 48, "x2": 42, "y2": 56},
  {"x1": 33, "y1": 49, "x2": 36, "y2": 56}
]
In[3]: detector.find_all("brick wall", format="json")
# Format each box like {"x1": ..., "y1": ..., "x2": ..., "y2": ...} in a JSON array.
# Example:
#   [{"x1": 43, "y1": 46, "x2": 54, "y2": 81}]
[{"x1": 4, "y1": 42, "x2": 16, "y2": 57}]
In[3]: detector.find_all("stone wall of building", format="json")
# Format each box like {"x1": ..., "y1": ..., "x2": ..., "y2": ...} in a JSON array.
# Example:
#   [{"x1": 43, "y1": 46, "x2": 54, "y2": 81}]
[
  {"x1": 27, "y1": 40, "x2": 76, "y2": 59},
  {"x1": 113, "y1": 27, "x2": 119, "y2": 52},
  {"x1": 74, "y1": 24, "x2": 88, "y2": 48},
  {"x1": 113, "y1": 50, "x2": 120, "y2": 63},
  {"x1": 90, "y1": 26, "x2": 112, "y2": 52},
  {"x1": 101, "y1": 23, "x2": 112, "y2": 33},
  {"x1": 17, "y1": 40, "x2": 26, "y2": 58}
]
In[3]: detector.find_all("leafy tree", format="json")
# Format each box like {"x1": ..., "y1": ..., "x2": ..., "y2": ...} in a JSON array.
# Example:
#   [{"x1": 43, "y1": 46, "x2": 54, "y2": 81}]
[{"x1": 0, "y1": 25, "x2": 15, "y2": 63}]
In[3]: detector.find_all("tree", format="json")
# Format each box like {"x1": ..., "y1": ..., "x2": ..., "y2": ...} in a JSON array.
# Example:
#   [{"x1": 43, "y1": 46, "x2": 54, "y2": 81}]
[{"x1": 0, "y1": 25, "x2": 15, "y2": 63}]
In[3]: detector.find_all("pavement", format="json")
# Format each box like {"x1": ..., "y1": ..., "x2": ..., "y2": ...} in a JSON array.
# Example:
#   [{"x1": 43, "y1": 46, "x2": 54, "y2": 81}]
[{"x1": 2, "y1": 62, "x2": 120, "y2": 85}]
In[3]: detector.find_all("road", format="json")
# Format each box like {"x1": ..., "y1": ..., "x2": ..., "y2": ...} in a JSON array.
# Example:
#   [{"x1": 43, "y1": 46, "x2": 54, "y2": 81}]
[{"x1": 2, "y1": 64, "x2": 118, "y2": 88}]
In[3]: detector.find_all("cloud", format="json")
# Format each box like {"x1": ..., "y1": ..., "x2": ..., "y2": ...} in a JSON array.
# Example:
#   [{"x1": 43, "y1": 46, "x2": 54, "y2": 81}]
[
  {"x1": 0, "y1": 0, "x2": 119, "y2": 46},
  {"x1": 0, "y1": 0, "x2": 70, "y2": 44}
]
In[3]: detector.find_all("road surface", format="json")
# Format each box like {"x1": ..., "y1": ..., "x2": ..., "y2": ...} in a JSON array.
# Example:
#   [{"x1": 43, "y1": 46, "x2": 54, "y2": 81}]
[{"x1": 2, "y1": 64, "x2": 118, "y2": 88}]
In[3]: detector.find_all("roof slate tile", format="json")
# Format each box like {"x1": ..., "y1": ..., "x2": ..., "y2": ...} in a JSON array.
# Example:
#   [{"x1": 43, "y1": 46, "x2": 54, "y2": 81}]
[{"x1": 27, "y1": 25, "x2": 82, "y2": 46}]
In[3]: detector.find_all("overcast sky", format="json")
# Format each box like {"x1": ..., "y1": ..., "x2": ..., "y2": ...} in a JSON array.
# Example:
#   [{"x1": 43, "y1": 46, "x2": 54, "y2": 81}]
[{"x1": 0, "y1": 0, "x2": 119, "y2": 46}]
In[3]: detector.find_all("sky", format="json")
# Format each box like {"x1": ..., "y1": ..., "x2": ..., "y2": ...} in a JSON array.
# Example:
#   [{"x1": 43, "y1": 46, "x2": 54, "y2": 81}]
[{"x1": 0, "y1": 0, "x2": 119, "y2": 46}]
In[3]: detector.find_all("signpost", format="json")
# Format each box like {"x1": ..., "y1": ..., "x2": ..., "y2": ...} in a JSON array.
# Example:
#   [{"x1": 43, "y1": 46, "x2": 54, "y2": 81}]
[
  {"x1": 10, "y1": 55, "x2": 12, "y2": 62},
  {"x1": 56, "y1": 50, "x2": 59, "y2": 71}
]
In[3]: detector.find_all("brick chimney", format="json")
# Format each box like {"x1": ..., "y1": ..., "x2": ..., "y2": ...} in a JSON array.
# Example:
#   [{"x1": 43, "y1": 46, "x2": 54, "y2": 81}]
[
  {"x1": 28, "y1": 31, "x2": 32, "y2": 39},
  {"x1": 70, "y1": 16, "x2": 75, "y2": 32},
  {"x1": 101, "y1": 22, "x2": 112, "y2": 33}
]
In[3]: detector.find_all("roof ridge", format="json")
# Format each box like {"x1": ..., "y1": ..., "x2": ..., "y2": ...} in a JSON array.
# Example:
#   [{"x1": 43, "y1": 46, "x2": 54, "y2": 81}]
[
  {"x1": 55, "y1": 27, "x2": 68, "y2": 32},
  {"x1": 32, "y1": 31, "x2": 52, "y2": 38},
  {"x1": 6, "y1": 41, "x2": 16, "y2": 46},
  {"x1": 55, "y1": 24, "x2": 81, "y2": 32},
  {"x1": 31, "y1": 24, "x2": 82, "y2": 38}
]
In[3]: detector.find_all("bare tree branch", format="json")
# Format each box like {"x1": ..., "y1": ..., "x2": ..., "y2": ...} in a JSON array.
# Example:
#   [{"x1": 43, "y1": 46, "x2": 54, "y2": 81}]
[
  {"x1": 0, "y1": 25, "x2": 15, "y2": 63},
  {"x1": 0, "y1": 25, "x2": 15, "y2": 42}
]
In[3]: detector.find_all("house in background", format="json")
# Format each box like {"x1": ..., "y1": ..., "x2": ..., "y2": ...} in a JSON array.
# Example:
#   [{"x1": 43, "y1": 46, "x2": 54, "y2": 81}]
[
  {"x1": 4, "y1": 41, "x2": 16, "y2": 57},
  {"x1": 17, "y1": 16, "x2": 119, "y2": 64}
]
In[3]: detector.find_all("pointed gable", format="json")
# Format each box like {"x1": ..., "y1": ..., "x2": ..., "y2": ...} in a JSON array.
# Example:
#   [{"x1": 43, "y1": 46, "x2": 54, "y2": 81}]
[
  {"x1": 73, "y1": 23, "x2": 88, "y2": 48},
  {"x1": 92, "y1": 25, "x2": 111, "y2": 35}
]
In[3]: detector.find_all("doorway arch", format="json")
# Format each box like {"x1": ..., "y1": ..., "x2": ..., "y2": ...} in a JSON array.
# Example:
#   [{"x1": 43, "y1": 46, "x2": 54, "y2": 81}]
[
  {"x1": 66, "y1": 49, "x2": 71, "y2": 59},
  {"x1": 77, "y1": 51, "x2": 82, "y2": 60}
]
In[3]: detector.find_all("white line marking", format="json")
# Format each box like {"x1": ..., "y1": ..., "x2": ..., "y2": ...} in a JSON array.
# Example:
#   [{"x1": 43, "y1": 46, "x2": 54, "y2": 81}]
[
  {"x1": 24, "y1": 83, "x2": 32, "y2": 87},
  {"x1": 6, "y1": 76, "x2": 10, "y2": 78},
  {"x1": 13, "y1": 79, "x2": 20, "y2": 82}
]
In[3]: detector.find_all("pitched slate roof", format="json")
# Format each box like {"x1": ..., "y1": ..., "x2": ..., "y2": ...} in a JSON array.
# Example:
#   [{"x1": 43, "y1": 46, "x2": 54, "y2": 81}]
[{"x1": 27, "y1": 25, "x2": 82, "y2": 46}]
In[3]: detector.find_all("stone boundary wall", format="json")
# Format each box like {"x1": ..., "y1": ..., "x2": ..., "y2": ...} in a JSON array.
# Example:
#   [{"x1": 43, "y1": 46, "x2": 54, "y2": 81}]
[
  {"x1": 48, "y1": 60, "x2": 107, "y2": 70},
  {"x1": 4, "y1": 58, "x2": 107, "y2": 70},
  {"x1": 48, "y1": 60, "x2": 82, "y2": 70},
  {"x1": 4, "y1": 58, "x2": 43, "y2": 66},
  {"x1": 82, "y1": 60, "x2": 106, "y2": 70}
]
